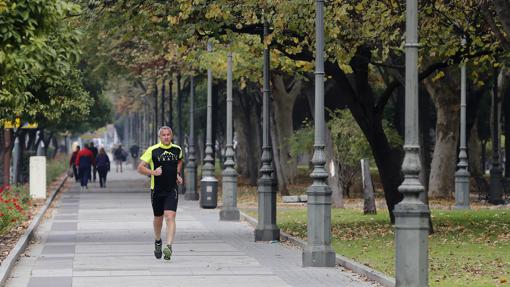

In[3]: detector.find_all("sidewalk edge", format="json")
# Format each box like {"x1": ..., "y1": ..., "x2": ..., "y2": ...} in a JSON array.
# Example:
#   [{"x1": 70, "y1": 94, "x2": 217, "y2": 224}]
[
  {"x1": 239, "y1": 211, "x2": 396, "y2": 287},
  {"x1": 0, "y1": 175, "x2": 68, "y2": 286}
]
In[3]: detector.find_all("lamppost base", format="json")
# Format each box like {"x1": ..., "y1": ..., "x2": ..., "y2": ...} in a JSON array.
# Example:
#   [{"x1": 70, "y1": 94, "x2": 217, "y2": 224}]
[
  {"x1": 302, "y1": 246, "x2": 336, "y2": 267},
  {"x1": 454, "y1": 171, "x2": 470, "y2": 209},
  {"x1": 254, "y1": 226, "x2": 280, "y2": 242},
  {"x1": 394, "y1": 202, "x2": 429, "y2": 287},
  {"x1": 220, "y1": 208, "x2": 240, "y2": 221}
]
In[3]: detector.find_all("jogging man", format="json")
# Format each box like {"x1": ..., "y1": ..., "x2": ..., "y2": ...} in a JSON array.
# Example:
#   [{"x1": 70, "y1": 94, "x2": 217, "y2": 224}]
[{"x1": 137, "y1": 126, "x2": 183, "y2": 261}]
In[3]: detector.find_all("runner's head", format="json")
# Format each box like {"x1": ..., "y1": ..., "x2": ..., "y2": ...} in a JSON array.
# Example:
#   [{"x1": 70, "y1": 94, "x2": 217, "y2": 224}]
[{"x1": 159, "y1": 126, "x2": 173, "y2": 145}]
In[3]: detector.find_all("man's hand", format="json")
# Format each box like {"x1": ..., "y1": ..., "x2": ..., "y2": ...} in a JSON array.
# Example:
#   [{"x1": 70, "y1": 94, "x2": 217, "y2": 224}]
[
  {"x1": 176, "y1": 174, "x2": 183, "y2": 185},
  {"x1": 153, "y1": 167, "x2": 162, "y2": 176}
]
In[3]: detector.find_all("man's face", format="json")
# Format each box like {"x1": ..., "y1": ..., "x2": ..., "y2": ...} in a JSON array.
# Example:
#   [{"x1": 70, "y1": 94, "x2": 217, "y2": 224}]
[{"x1": 160, "y1": 129, "x2": 173, "y2": 145}]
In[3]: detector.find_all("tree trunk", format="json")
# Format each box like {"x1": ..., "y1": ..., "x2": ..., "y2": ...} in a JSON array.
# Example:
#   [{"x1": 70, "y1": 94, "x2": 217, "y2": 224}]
[
  {"x1": 271, "y1": 74, "x2": 303, "y2": 186},
  {"x1": 481, "y1": 140, "x2": 487, "y2": 172},
  {"x1": 468, "y1": 122, "x2": 483, "y2": 176},
  {"x1": 419, "y1": 87, "x2": 434, "y2": 194},
  {"x1": 43, "y1": 132, "x2": 54, "y2": 157},
  {"x1": 504, "y1": 88, "x2": 510, "y2": 178},
  {"x1": 361, "y1": 159, "x2": 377, "y2": 214},
  {"x1": 168, "y1": 79, "x2": 173, "y2": 127},
  {"x1": 0, "y1": 130, "x2": 4, "y2": 186},
  {"x1": 365, "y1": 125, "x2": 404, "y2": 223},
  {"x1": 328, "y1": 63, "x2": 404, "y2": 222},
  {"x1": 425, "y1": 75, "x2": 460, "y2": 198},
  {"x1": 325, "y1": 127, "x2": 344, "y2": 207},
  {"x1": 15, "y1": 130, "x2": 27, "y2": 183},
  {"x1": 26, "y1": 129, "x2": 38, "y2": 152},
  {"x1": 234, "y1": 85, "x2": 261, "y2": 186},
  {"x1": 501, "y1": 69, "x2": 510, "y2": 178},
  {"x1": 3, "y1": 129, "x2": 14, "y2": 185},
  {"x1": 52, "y1": 136, "x2": 59, "y2": 158},
  {"x1": 269, "y1": 109, "x2": 288, "y2": 195},
  {"x1": 494, "y1": 0, "x2": 510, "y2": 39}
]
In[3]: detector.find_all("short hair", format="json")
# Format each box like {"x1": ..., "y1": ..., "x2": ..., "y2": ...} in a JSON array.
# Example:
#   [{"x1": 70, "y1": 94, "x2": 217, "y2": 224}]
[{"x1": 159, "y1": 126, "x2": 173, "y2": 136}]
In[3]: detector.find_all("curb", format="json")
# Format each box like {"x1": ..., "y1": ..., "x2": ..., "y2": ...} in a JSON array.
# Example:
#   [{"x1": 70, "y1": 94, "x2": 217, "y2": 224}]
[
  {"x1": 240, "y1": 211, "x2": 396, "y2": 287},
  {"x1": 0, "y1": 175, "x2": 68, "y2": 286}
]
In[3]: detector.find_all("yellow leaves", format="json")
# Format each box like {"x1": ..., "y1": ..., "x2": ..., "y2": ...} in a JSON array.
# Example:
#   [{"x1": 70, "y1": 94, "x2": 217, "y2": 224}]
[
  {"x1": 339, "y1": 63, "x2": 353, "y2": 74},
  {"x1": 239, "y1": 77, "x2": 247, "y2": 90},
  {"x1": 263, "y1": 33, "x2": 274, "y2": 47},
  {"x1": 295, "y1": 61, "x2": 313, "y2": 72},
  {"x1": 354, "y1": 3, "x2": 364, "y2": 13},
  {"x1": 167, "y1": 16, "x2": 179, "y2": 25},
  {"x1": 205, "y1": 4, "x2": 222, "y2": 19},
  {"x1": 0, "y1": 0, "x2": 7, "y2": 13},
  {"x1": 150, "y1": 16, "x2": 161, "y2": 23},
  {"x1": 432, "y1": 70, "x2": 445, "y2": 82},
  {"x1": 328, "y1": 26, "x2": 341, "y2": 39}
]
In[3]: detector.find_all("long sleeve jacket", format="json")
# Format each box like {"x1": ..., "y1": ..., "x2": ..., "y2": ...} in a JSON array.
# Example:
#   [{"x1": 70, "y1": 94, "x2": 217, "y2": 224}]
[{"x1": 75, "y1": 148, "x2": 95, "y2": 168}]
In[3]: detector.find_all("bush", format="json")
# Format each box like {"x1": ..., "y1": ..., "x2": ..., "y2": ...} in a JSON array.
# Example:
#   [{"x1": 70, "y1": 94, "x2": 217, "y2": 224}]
[
  {"x1": 0, "y1": 185, "x2": 30, "y2": 234},
  {"x1": 46, "y1": 153, "x2": 68, "y2": 183}
]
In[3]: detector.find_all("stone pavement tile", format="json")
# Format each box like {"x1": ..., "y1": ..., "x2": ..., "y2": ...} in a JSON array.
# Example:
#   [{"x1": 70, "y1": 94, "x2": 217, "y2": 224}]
[
  {"x1": 50, "y1": 222, "x2": 77, "y2": 232},
  {"x1": 77, "y1": 221, "x2": 149, "y2": 231},
  {"x1": 72, "y1": 275, "x2": 291, "y2": 287},
  {"x1": 73, "y1": 254, "x2": 261, "y2": 270},
  {"x1": 76, "y1": 232, "x2": 154, "y2": 243},
  {"x1": 33, "y1": 257, "x2": 73, "y2": 270},
  {"x1": 41, "y1": 244, "x2": 75, "y2": 255},
  {"x1": 27, "y1": 277, "x2": 72, "y2": 287},
  {"x1": 60, "y1": 199, "x2": 79, "y2": 203},
  {"x1": 31, "y1": 268, "x2": 73, "y2": 277},
  {"x1": 56, "y1": 209, "x2": 78, "y2": 215},
  {"x1": 52, "y1": 214, "x2": 78, "y2": 221},
  {"x1": 46, "y1": 233, "x2": 76, "y2": 244}
]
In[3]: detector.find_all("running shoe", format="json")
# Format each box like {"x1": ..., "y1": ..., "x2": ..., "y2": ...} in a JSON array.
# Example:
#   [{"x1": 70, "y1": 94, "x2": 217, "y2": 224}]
[
  {"x1": 163, "y1": 244, "x2": 172, "y2": 261},
  {"x1": 154, "y1": 240, "x2": 162, "y2": 259}
]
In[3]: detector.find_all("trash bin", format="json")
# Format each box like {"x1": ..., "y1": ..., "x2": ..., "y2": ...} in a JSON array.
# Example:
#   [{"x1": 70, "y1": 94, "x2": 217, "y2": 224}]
[{"x1": 200, "y1": 177, "x2": 218, "y2": 209}]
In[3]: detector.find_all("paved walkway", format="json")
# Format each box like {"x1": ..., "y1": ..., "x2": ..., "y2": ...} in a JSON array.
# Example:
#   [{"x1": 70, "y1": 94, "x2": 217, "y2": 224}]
[{"x1": 5, "y1": 169, "x2": 375, "y2": 287}]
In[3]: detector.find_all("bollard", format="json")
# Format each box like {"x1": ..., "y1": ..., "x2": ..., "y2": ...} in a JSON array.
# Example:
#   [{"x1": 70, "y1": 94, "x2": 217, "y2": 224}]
[{"x1": 29, "y1": 156, "x2": 46, "y2": 199}]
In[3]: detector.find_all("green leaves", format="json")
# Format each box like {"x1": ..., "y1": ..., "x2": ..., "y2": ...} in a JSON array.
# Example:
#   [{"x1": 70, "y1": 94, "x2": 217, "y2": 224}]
[{"x1": 0, "y1": 0, "x2": 83, "y2": 119}]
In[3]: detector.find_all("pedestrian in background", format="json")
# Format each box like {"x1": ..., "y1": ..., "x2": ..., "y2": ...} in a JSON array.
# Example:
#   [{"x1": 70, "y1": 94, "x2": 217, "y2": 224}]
[
  {"x1": 96, "y1": 147, "x2": 110, "y2": 188},
  {"x1": 114, "y1": 145, "x2": 126, "y2": 173},
  {"x1": 76, "y1": 143, "x2": 95, "y2": 191},
  {"x1": 89, "y1": 141, "x2": 98, "y2": 182},
  {"x1": 69, "y1": 145, "x2": 80, "y2": 182}
]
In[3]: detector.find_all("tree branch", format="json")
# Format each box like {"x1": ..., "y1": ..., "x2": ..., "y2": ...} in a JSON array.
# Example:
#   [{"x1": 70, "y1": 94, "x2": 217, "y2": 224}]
[{"x1": 375, "y1": 49, "x2": 498, "y2": 114}]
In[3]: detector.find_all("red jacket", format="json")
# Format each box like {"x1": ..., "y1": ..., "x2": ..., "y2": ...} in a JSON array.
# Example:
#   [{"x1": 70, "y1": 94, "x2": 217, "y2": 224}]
[{"x1": 75, "y1": 148, "x2": 95, "y2": 167}]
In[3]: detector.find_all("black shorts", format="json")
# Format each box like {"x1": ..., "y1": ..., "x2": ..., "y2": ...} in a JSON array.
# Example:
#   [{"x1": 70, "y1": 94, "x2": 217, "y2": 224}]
[{"x1": 151, "y1": 188, "x2": 178, "y2": 216}]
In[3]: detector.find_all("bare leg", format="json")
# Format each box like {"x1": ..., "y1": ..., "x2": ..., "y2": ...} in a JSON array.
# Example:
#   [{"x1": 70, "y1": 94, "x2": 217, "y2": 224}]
[
  {"x1": 164, "y1": 211, "x2": 176, "y2": 245},
  {"x1": 153, "y1": 216, "x2": 163, "y2": 240}
]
